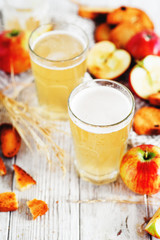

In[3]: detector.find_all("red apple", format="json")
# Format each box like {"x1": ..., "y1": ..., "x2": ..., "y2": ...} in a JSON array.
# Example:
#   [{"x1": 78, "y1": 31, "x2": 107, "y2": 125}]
[
  {"x1": 0, "y1": 29, "x2": 31, "y2": 74},
  {"x1": 120, "y1": 144, "x2": 160, "y2": 195},
  {"x1": 126, "y1": 30, "x2": 160, "y2": 60},
  {"x1": 129, "y1": 55, "x2": 160, "y2": 99}
]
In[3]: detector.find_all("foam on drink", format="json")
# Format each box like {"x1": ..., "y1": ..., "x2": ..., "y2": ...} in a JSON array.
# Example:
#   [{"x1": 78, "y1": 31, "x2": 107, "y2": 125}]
[
  {"x1": 69, "y1": 85, "x2": 132, "y2": 133},
  {"x1": 32, "y1": 31, "x2": 86, "y2": 70}
]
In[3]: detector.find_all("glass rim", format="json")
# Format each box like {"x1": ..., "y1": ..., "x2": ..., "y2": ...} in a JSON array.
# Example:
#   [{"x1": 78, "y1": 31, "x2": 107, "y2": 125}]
[
  {"x1": 28, "y1": 22, "x2": 89, "y2": 63},
  {"x1": 68, "y1": 79, "x2": 135, "y2": 128}
]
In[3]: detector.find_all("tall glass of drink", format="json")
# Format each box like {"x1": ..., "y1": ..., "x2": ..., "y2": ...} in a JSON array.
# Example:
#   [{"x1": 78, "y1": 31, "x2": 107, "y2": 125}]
[
  {"x1": 29, "y1": 23, "x2": 88, "y2": 120},
  {"x1": 68, "y1": 80, "x2": 135, "y2": 184}
]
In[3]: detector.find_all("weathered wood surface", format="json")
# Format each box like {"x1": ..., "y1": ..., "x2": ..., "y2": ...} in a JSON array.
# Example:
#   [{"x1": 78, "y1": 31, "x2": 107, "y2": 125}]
[
  {"x1": 0, "y1": 0, "x2": 160, "y2": 239},
  {"x1": 1, "y1": 120, "x2": 159, "y2": 240}
]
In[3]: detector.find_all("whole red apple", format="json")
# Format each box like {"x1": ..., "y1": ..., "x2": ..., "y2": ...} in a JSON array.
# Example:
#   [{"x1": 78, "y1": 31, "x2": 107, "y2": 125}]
[
  {"x1": 0, "y1": 29, "x2": 31, "y2": 74},
  {"x1": 126, "y1": 30, "x2": 160, "y2": 60},
  {"x1": 120, "y1": 144, "x2": 160, "y2": 195}
]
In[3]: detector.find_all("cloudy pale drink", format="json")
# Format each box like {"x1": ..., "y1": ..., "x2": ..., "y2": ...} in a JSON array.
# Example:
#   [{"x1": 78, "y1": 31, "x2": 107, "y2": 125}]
[
  {"x1": 68, "y1": 81, "x2": 134, "y2": 184},
  {"x1": 29, "y1": 25, "x2": 88, "y2": 120}
]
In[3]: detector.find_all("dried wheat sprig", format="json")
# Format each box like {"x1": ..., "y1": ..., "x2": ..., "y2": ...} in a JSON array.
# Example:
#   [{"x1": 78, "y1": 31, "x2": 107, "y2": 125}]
[{"x1": 0, "y1": 91, "x2": 65, "y2": 172}]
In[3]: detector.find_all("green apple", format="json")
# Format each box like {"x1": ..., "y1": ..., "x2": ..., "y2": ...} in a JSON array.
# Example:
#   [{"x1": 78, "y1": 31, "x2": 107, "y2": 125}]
[{"x1": 145, "y1": 207, "x2": 160, "y2": 238}]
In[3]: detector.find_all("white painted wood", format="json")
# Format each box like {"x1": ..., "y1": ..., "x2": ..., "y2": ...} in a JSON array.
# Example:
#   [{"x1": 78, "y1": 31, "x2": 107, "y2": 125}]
[
  {"x1": 8, "y1": 122, "x2": 80, "y2": 240},
  {"x1": 148, "y1": 193, "x2": 160, "y2": 240},
  {"x1": 0, "y1": 115, "x2": 15, "y2": 240},
  {"x1": 79, "y1": 177, "x2": 150, "y2": 240},
  {"x1": 0, "y1": 157, "x2": 15, "y2": 240},
  {"x1": 0, "y1": 0, "x2": 160, "y2": 239}
]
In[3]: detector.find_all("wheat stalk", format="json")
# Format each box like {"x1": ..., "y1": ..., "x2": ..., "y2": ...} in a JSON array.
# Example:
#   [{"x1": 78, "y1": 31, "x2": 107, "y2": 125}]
[
  {"x1": 0, "y1": 90, "x2": 66, "y2": 172},
  {"x1": 69, "y1": 195, "x2": 160, "y2": 206}
]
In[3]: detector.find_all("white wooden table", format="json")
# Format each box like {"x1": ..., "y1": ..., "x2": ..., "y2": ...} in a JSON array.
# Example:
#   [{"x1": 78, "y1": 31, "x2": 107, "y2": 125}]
[
  {"x1": 1, "y1": 120, "x2": 159, "y2": 240},
  {"x1": 0, "y1": 0, "x2": 160, "y2": 239}
]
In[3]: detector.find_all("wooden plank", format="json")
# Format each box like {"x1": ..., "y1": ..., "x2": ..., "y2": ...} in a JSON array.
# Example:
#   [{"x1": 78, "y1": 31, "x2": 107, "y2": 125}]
[
  {"x1": 0, "y1": 0, "x2": 160, "y2": 238},
  {"x1": 148, "y1": 193, "x2": 160, "y2": 240},
  {"x1": 0, "y1": 156, "x2": 15, "y2": 240},
  {"x1": 8, "y1": 122, "x2": 80, "y2": 240},
  {"x1": 0, "y1": 112, "x2": 15, "y2": 240},
  {"x1": 79, "y1": 177, "x2": 151, "y2": 240},
  {"x1": 0, "y1": 7, "x2": 11, "y2": 238}
]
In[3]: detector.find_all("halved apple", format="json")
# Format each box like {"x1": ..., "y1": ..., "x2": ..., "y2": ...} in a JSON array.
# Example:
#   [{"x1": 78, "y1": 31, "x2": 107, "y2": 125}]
[
  {"x1": 87, "y1": 41, "x2": 131, "y2": 79},
  {"x1": 129, "y1": 55, "x2": 160, "y2": 99},
  {"x1": 145, "y1": 207, "x2": 160, "y2": 238}
]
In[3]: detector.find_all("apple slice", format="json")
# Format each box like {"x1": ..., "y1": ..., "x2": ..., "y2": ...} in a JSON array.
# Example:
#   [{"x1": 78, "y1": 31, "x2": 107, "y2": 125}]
[
  {"x1": 78, "y1": 5, "x2": 112, "y2": 20},
  {"x1": 107, "y1": 6, "x2": 154, "y2": 29},
  {"x1": 145, "y1": 207, "x2": 160, "y2": 238},
  {"x1": 87, "y1": 41, "x2": 131, "y2": 79},
  {"x1": 149, "y1": 92, "x2": 160, "y2": 106},
  {"x1": 129, "y1": 55, "x2": 160, "y2": 99}
]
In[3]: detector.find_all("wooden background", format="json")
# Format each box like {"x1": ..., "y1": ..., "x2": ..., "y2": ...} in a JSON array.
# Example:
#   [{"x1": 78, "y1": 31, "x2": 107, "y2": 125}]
[{"x1": 0, "y1": 0, "x2": 160, "y2": 239}]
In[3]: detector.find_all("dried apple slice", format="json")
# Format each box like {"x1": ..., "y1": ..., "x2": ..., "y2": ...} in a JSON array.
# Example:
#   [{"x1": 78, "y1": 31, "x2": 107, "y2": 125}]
[
  {"x1": 149, "y1": 92, "x2": 160, "y2": 106},
  {"x1": 145, "y1": 207, "x2": 160, "y2": 238},
  {"x1": 27, "y1": 199, "x2": 48, "y2": 220},
  {"x1": 0, "y1": 192, "x2": 18, "y2": 212},
  {"x1": 107, "y1": 6, "x2": 154, "y2": 29},
  {"x1": 129, "y1": 55, "x2": 160, "y2": 99},
  {"x1": 78, "y1": 5, "x2": 112, "y2": 20},
  {"x1": 87, "y1": 41, "x2": 131, "y2": 79},
  {"x1": 133, "y1": 106, "x2": 160, "y2": 135},
  {"x1": 0, "y1": 157, "x2": 7, "y2": 176},
  {"x1": 13, "y1": 164, "x2": 36, "y2": 191}
]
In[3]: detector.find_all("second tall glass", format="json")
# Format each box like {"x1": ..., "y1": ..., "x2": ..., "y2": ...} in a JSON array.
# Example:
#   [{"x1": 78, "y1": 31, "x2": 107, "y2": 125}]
[{"x1": 68, "y1": 80, "x2": 135, "y2": 184}]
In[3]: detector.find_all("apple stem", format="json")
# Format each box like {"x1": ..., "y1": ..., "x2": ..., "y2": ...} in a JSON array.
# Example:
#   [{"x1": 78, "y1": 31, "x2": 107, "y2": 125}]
[
  {"x1": 144, "y1": 150, "x2": 148, "y2": 160},
  {"x1": 136, "y1": 60, "x2": 153, "y2": 86},
  {"x1": 6, "y1": 30, "x2": 20, "y2": 38}
]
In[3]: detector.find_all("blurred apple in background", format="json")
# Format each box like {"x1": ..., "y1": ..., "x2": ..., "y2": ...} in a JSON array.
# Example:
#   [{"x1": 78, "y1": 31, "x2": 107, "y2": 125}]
[
  {"x1": 126, "y1": 30, "x2": 160, "y2": 60},
  {"x1": 120, "y1": 144, "x2": 160, "y2": 195},
  {"x1": 0, "y1": 29, "x2": 31, "y2": 74},
  {"x1": 129, "y1": 55, "x2": 160, "y2": 99}
]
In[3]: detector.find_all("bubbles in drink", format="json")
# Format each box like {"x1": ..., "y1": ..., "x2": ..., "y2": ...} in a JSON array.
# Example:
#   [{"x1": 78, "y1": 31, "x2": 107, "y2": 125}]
[
  {"x1": 33, "y1": 31, "x2": 84, "y2": 61},
  {"x1": 68, "y1": 81, "x2": 134, "y2": 183},
  {"x1": 30, "y1": 29, "x2": 87, "y2": 119}
]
